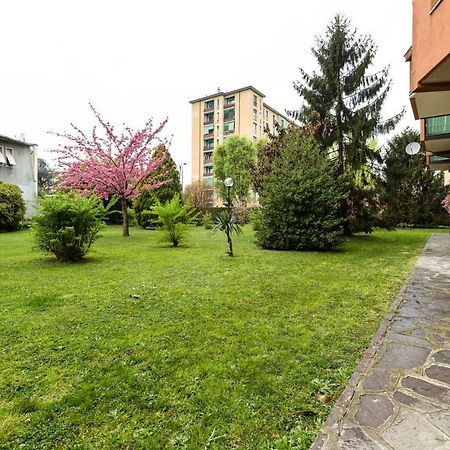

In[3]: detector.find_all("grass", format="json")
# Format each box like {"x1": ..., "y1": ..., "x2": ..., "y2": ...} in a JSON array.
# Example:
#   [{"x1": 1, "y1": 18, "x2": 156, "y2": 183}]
[{"x1": 0, "y1": 225, "x2": 434, "y2": 449}]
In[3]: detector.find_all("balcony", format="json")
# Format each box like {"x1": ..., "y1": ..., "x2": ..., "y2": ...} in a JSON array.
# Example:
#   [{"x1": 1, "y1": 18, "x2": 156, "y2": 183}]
[
  {"x1": 426, "y1": 115, "x2": 450, "y2": 138},
  {"x1": 424, "y1": 114, "x2": 450, "y2": 155},
  {"x1": 204, "y1": 106, "x2": 214, "y2": 113},
  {"x1": 203, "y1": 131, "x2": 214, "y2": 139},
  {"x1": 428, "y1": 154, "x2": 450, "y2": 171},
  {"x1": 203, "y1": 152, "x2": 213, "y2": 163},
  {"x1": 224, "y1": 102, "x2": 235, "y2": 109},
  {"x1": 223, "y1": 113, "x2": 235, "y2": 122}
]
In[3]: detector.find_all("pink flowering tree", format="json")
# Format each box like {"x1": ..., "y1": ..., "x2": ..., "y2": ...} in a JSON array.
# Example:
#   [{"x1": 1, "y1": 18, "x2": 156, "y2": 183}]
[
  {"x1": 442, "y1": 194, "x2": 450, "y2": 233},
  {"x1": 54, "y1": 104, "x2": 168, "y2": 237}
]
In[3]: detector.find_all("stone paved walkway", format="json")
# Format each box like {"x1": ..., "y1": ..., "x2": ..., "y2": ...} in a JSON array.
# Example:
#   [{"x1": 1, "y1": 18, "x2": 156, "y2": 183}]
[{"x1": 311, "y1": 233, "x2": 450, "y2": 450}]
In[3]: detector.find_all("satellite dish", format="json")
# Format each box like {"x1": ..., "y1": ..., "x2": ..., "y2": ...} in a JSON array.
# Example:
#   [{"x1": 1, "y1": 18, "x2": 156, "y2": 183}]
[{"x1": 405, "y1": 142, "x2": 421, "y2": 155}]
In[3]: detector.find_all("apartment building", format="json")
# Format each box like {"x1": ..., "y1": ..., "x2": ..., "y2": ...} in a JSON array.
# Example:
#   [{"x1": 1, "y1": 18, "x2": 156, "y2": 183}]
[
  {"x1": 405, "y1": 0, "x2": 450, "y2": 175},
  {"x1": 190, "y1": 86, "x2": 292, "y2": 194},
  {"x1": 0, "y1": 134, "x2": 38, "y2": 215}
]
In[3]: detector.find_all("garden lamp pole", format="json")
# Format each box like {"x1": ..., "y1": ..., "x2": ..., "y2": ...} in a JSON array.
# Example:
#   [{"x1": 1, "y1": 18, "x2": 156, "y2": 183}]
[
  {"x1": 224, "y1": 177, "x2": 234, "y2": 213},
  {"x1": 223, "y1": 177, "x2": 234, "y2": 256},
  {"x1": 178, "y1": 162, "x2": 187, "y2": 192}
]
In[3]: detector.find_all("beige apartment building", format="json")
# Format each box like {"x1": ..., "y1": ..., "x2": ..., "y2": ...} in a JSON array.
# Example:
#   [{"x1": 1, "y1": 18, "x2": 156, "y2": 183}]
[{"x1": 190, "y1": 86, "x2": 292, "y2": 195}]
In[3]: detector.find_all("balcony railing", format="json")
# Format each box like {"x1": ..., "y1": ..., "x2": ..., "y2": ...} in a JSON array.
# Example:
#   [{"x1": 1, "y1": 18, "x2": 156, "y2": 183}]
[
  {"x1": 203, "y1": 131, "x2": 214, "y2": 138},
  {"x1": 204, "y1": 106, "x2": 214, "y2": 113},
  {"x1": 224, "y1": 102, "x2": 235, "y2": 109},
  {"x1": 426, "y1": 114, "x2": 450, "y2": 139}
]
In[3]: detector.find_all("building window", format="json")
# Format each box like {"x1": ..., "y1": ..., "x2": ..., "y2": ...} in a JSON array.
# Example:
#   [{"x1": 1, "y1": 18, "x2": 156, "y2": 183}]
[
  {"x1": 253, "y1": 95, "x2": 257, "y2": 107},
  {"x1": 204, "y1": 176, "x2": 214, "y2": 186},
  {"x1": 253, "y1": 123, "x2": 257, "y2": 135},
  {"x1": 253, "y1": 109, "x2": 257, "y2": 121},
  {"x1": 204, "y1": 151, "x2": 213, "y2": 161},
  {"x1": 5, "y1": 148, "x2": 16, "y2": 167},
  {"x1": 204, "y1": 138, "x2": 214, "y2": 150},
  {"x1": 204, "y1": 112, "x2": 214, "y2": 123},
  {"x1": 0, "y1": 147, "x2": 6, "y2": 165},
  {"x1": 264, "y1": 110, "x2": 268, "y2": 120},
  {"x1": 224, "y1": 122, "x2": 235, "y2": 134},
  {"x1": 224, "y1": 108, "x2": 235, "y2": 122},
  {"x1": 280, "y1": 118, "x2": 285, "y2": 128},
  {"x1": 204, "y1": 165, "x2": 213, "y2": 175},
  {"x1": 204, "y1": 125, "x2": 214, "y2": 136},
  {"x1": 225, "y1": 96, "x2": 235, "y2": 107},
  {"x1": 205, "y1": 100, "x2": 214, "y2": 110}
]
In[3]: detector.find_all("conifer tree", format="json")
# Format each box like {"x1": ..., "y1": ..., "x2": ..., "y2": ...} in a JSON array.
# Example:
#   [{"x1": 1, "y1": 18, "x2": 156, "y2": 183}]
[
  {"x1": 381, "y1": 128, "x2": 448, "y2": 227},
  {"x1": 289, "y1": 14, "x2": 403, "y2": 234}
]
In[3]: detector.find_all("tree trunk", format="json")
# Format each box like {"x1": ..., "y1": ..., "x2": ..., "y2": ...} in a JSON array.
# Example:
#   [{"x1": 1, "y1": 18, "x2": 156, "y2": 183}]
[
  {"x1": 121, "y1": 197, "x2": 130, "y2": 237},
  {"x1": 227, "y1": 229, "x2": 233, "y2": 257}
]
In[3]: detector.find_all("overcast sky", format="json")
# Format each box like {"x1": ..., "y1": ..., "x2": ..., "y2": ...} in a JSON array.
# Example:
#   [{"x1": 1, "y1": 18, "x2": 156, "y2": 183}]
[{"x1": 1, "y1": 0, "x2": 414, "y2": 183}]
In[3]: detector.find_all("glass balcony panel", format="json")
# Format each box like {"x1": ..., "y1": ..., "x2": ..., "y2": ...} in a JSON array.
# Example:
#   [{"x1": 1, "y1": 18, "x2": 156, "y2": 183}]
[{"x1": 426, "y1": 115, "x2": 450, "y2": 137}]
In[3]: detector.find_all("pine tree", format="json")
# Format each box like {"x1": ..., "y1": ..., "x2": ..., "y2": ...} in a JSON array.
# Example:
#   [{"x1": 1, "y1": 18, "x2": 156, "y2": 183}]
[
  {"x1": 381, "y1": 128, "x2": 448, "y2": 227},
  {"x1": 289, "y1": 14, "x2": 403, "y2": 234}
]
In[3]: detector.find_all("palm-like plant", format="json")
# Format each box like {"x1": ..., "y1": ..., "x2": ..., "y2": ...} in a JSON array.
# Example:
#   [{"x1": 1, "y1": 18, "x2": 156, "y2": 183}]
[
  {"x1": 151, "y1": 194, "x2": 196, "y2": 247},
  {"x1": 212, "y1": 210, "x2": 243, "y2": 256}
]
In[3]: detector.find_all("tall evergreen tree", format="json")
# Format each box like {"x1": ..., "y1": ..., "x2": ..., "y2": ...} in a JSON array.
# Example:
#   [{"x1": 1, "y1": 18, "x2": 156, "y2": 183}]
[
  {"x1": 381, "y1": 128, "x2": 448, "y2": 227},
  {"x1": 289, "y1": 14, "x2": 403, "y2": 233}
]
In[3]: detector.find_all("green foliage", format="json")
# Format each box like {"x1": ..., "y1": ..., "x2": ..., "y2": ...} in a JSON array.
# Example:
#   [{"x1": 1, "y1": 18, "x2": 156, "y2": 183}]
[
  {"x1": 134, "y1": 145, "x2": 182, "y2": 228},
  {"x1": 127, "y1": 208, "x2": 137, "y2": 227},
  {"x1": 202, "y1": 211, "x2": 213, "y2": 230},
  {"x1": 38, "y1": 158, "x2": 57, "y2": 196},
  {"x1": 32, "y1": 191, "x2": 106, "y2": 261},
  {"x1": 212, "y1": 209, "x2": 243, "y2": 256},
  {"x1": 214, "y1": 135, "x2": 256, "y2": 200},
  {"x1": 0, "y1": 182, "x2": 26, "y2": 231},
  {"x1": 380, "y1": 128, "x2": 449, "y2": 227},
  {"x1": 253, "y1": 129, "x2": 286, "y2": 195},
  {"x1": 288, "y1": 14, "x2": 403, "y2": 234},
  {"x1": 256, "y1": 129, "x2": 343, "y2": 251},
  {"x1": 0, "y1": 226, "x2": 436, "y2": 448},
  {"x1": 151, "y1": 194, "x2": 196, "y2": 247}
]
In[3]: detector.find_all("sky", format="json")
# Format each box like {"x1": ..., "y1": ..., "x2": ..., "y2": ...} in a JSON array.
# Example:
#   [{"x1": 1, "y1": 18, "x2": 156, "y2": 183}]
[{"x1": 1, "y1": 0, "x2": 414, "y2": 184}]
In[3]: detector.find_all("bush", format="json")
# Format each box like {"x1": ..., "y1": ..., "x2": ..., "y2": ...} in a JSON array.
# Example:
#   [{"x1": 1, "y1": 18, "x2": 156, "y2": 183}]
[
  {"x1": 202, "y1": 212, "x2": 213, "y2": 230},
  {"x1": 32, "y1": 191, "x2": 106, "y2": 261},
  {"x1": 127, "y1": 208, "x2": 137, "y2": 227},
  {"x1": 0, "y1": 182, "x2": 26, "y2": 231},
  {"x1": 151, "y1": 194, "x2": 196, "y2": 247},
  {"x1": 233, "y1": 199, "x2": 249, "y2": 225},
  {"x1": 255, "y1": 129, "x2": 343, "y2": 251}
]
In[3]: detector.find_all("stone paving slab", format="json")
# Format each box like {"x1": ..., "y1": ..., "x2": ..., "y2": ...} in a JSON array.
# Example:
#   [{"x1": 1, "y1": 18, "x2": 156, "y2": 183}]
[{"x1": 311, "y1": 234, "x2": 450, "y2": 450}]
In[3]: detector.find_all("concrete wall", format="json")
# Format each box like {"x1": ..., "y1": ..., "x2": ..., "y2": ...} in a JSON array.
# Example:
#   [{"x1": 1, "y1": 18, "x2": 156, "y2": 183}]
[
  {"x1": 410, "y1": 0, "x2": 450, "y2": 90},
  {"x1": 0, "y1": 140, "x2": 38, "y2": 216}
]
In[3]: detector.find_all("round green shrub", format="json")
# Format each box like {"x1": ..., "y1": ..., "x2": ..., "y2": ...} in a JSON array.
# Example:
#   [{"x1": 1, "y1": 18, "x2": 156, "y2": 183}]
[
  {"x1": 32, "y1": 191, "x2": 106, "y2": 262},
  {"x1": 0, "y1": 182, "x2": 26, "y2": 231},
  {"x1": 255, "y1": 130, "x2": 343, "y2": 251}
]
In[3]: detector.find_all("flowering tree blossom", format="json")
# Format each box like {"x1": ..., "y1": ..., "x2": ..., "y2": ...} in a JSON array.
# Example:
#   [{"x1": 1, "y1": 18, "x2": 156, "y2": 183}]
[
  {"x1": 442, "y1": 194, "x2": 450, "y2": 215},
  {"x1": 54, "y1": 104, "x2": 168, "y2": 236}
]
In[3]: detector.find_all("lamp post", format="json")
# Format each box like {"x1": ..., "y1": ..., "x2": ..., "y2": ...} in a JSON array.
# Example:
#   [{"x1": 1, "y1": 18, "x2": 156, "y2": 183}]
[
  {"x1": 223, "y1": 177, "x2": 234, "y2": 256},
  {"x1": 178, "y1": 162, "x2": 187, "y2": 191},
  {"x1": 224, "y1": 177, "x2": 234, "y2": 212}
]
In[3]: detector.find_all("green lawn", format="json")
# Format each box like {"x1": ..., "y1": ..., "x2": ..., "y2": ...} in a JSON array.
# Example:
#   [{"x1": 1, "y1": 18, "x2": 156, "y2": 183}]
[{"x1": 0, "y1": 226, "x2": 433, "y2": 449}]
